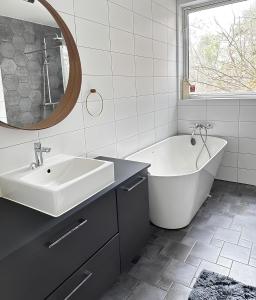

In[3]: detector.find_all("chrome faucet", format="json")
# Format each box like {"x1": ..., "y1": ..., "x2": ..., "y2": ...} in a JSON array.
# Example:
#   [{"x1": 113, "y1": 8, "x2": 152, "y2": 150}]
[
  {"x1": 31, "y1": 142, "x2": 51, "y2": 169},
  {"x1": 190, "y1": 122, "x2": 213, "y2": 145}
]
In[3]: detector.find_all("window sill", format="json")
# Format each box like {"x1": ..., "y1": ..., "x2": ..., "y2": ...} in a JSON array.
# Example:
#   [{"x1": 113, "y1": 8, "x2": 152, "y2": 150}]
[{"x1": 180, "y1": 95, "x2": 256, "y2": 101}]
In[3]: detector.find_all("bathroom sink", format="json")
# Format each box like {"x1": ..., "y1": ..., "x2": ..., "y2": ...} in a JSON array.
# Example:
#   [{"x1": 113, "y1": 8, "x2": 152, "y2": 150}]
[{"x1": 0, "y1": 155, "x2": 115, "y2": 217}]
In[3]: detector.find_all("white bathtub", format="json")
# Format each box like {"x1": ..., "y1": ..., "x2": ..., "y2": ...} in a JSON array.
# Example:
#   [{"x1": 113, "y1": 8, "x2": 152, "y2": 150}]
[{"x1": 127, "y1": 135, "x2": 227, "y2": 229}]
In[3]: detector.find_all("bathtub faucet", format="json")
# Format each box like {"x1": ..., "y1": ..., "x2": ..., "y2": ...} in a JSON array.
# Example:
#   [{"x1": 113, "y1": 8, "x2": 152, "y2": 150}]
[{"x1": 190, "y1": 123, "x2": 213, "y2": 145}]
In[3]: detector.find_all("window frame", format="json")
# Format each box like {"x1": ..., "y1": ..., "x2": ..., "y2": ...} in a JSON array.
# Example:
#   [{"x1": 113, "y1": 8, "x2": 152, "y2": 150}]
[{"x1": 182, "y1": 0, "x2": 256, "y2": 100}]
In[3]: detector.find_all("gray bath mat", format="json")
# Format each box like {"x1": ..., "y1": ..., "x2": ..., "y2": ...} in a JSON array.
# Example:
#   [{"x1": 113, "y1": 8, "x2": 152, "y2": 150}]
[{"x1": 189, "y1": 270, "x2": 256, "y2": 299}]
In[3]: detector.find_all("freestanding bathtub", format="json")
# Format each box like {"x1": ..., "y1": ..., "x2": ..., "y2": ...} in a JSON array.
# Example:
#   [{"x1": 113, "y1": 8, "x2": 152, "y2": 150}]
[{"x1": 127, "y1": 135, "x2": 227, "y2": 229}]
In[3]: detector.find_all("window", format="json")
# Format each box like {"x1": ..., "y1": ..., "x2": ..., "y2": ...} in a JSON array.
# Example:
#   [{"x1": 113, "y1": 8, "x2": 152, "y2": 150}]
[{"x1": 183, "y1": 0, "x2": 256, "y2": 97}]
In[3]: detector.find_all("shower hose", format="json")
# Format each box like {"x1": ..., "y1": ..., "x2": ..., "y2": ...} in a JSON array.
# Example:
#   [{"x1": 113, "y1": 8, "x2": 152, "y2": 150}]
[{"x1": 196, "y1": 126, "x2": 211, "y2": 170}]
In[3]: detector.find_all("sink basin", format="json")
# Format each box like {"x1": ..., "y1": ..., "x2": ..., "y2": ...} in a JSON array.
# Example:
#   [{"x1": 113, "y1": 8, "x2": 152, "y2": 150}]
[{"x1": 0, "y1": 155, "x2": 115, "y2": 217}]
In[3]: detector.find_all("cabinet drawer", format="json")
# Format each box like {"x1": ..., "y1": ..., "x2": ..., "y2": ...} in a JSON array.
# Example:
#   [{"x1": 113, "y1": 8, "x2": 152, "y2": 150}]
[
  {"x1": 117, "y1": 173, "x2": 150, "y2": 271},
  {"x1": 0, "y1": 191, "x2": 118, "y2": 300},
  {"x1": 46, "y1": 235, "x2": 120, "y2": 300}
]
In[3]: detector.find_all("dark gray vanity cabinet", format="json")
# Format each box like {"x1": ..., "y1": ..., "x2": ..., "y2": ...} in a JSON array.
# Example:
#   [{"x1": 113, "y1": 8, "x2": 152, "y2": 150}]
[
  {"x1": 117, "y1": 171, "x2": 150, "y2": 271},
  {"x1": 0, "y1": 158, "x2": 150, "y2": 300},
  {"x1": 47, "y1": 235, "x2": 120, "y2": 300},
  {"x1": 0, "y1": 191, "x2": 118, "y2": 300}
]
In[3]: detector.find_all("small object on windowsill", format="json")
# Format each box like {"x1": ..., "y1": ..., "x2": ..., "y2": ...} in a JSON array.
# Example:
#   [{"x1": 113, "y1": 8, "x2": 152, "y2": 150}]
[
  {"x1": 86, "y1": 89, "x2": 104, "y2": 117},
  {"x1": 190, "y1": 85, "x2": 196, "y2": 93}
]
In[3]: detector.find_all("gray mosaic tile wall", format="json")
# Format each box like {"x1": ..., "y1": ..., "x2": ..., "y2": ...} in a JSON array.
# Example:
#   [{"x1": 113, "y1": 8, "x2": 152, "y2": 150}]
[{"x1": 0, "y1": 16, "x2": 64, "y2": 127}]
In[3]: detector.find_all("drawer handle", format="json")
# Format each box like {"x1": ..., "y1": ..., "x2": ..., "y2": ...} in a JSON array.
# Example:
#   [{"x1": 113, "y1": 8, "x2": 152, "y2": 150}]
[
  {"x1": 48, "y1": 218, "x2": 88, "y2": 249},
  {"x1": 121, "y1": 176, "x2": 146, "y2": 192},
  {"x1": 64, "y1": 270, "x2": 93, "y2": 300}
]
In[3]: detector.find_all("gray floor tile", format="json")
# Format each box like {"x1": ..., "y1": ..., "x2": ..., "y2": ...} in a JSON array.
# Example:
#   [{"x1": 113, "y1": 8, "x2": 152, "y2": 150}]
[
  {"x1": 217, "y1": 256, "x2": 233, "y2": 269},
  {"x1": 251, "y1": 245, "x2": 256, "y2": 259},
  {"x1": 221, "y1": 242, "x2": 250, "y2": 264},
  {"x1": 166, "y1": 283, "x2": 192, "y2": 300},
  {"x1": 230, "y1": 261, "x2": 256, "y2": 286},
  {"x1": 210, "y1": 238, "x2": 224, "y2": 248},
  {"x1": 190, "y1": 242, "x2": 221, "y2": 263},
  {"x1": 238, "y1": 239, "x2": 252, "y2": 249},
  {"x1": 196, "y1": 260, "x2": 229, "y2": 277},
  {"x1": 185, "y1": 255, "x2": 202, "y2": 268},
  {"x1": 160, "y1": 259, "x2": 197, "y2": 287},
  {"x1": 184, "y1": 226, "x2": 214, "y2": 244},
  {"x1": 207, "y1": 214, "x2": 233, "y2": 229},
  {"x1": 214, "y1": 227, "x2": 240, "y2": 244},
  {"x1": 129, "y1": 256, "x2": 168, "y2": 286},
  {"x1": 128, "y1": 282, "x2": 167, "y2": 300},
  {"x1": 160, "y1": 240, "x2": 192, "y2": 262}
]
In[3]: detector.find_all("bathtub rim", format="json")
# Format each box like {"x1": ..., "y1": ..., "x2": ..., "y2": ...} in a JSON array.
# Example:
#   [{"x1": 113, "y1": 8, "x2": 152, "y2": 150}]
[{"x1": 126, "y1": 135, "x2": 227, "y2": 178}]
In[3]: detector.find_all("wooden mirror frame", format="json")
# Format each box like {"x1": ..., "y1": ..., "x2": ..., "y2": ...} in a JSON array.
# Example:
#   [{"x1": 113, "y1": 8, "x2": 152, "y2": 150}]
[{"x1": 0, "y1": 0, "x2": 82, "y2": 130}]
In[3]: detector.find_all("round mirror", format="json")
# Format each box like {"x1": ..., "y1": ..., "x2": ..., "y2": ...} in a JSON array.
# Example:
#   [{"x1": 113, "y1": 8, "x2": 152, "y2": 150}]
[{"x1": 0, "y1": 0, "x2": 81, "y2": 130}]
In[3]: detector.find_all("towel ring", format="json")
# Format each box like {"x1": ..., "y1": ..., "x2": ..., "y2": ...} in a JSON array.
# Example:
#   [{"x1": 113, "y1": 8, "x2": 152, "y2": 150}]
[{"x1": 86, "y1": 89, "x2": 104, "y2": 117}]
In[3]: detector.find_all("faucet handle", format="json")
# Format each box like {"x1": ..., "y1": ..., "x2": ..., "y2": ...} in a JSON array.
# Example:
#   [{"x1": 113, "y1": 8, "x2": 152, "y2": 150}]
[
  {"x1": 42, "y1": 147, "x2": 51, "y2": 153},
  {"x1": 34, "y1": 142, "x2": 41, "y2": 150}
]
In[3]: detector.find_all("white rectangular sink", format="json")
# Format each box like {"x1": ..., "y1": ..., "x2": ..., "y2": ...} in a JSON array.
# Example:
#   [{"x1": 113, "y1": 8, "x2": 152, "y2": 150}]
[{"x1": 0, "y1": 155, "x2": 115, "y2": 217}]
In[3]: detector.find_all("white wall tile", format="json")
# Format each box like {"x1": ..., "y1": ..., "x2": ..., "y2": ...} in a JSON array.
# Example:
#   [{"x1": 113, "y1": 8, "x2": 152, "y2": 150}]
[
  {"x1": 0, "y1": 127, "x2": 38, "y2": 149},
  {"x1": 136, "y1": 77, "x2": 154, "y2": 96},
  {"x1": 79, "y1": 48, "x2": 112, "y2": 75},
  {"x1": 110, "y1": 28, "x2": 134, "y2": 54},
  {"x1": 112, "y1": 53, "x2": 135, "y2": 76},
  {"x1": 0, "y1": 141, "x2": 37, "y2": 174},
  {"x1": 155, "y1": 94, "x2": 169, "y2": 110},
  {"x1": 40, "y1": 130, "x2": 86, "y2": 158},
  {"x1": 84, "y1": 101, "x2": 115, "y2": 127},
  {"x1": 239, "y1": 122, "x2": 256, "y2": 139},
  {"x1": 117, "y1": 135, "x2": 139, "y2": 158},
  {"x1": 238, "y1": 153, "x2": 256, "y2": 170},
  {"x1": 135, "y1": 36, "x2": 153, "y2": 58},
  {"x1": 85, "y1": 122, "x2": 116, "y2": 151},
  {"x1": 138, "y1": 112, "x2": 155, "y2": 132},
  {"x1": 239, "y1": 138, "x2": 256, "y2": 154},
  {"x1": 109, "y1": 2, "x2": 133, "y2": 32},
  {"x1": 155, "y1": 109, "x2": 169, "y2": 127},
  {"x1": 139, "y1": 130, "x2": 155, "y2": 149},
  {"x1": 74, "y1": 0, "x2": 109, "y2": 24},
  {"x1": 135, "y1": 56, "x2": 153, "y2": 76},
  {"x1": 113, "y1": 76, "x2": 136, "y2": 98},
  {"x1": 207, "y1": 106, "x2": 239, "y2": 122},
  {"x1": 75, "y1": 18, "x2": 110, "y2": 50},
  {"x1": 39, "y1": 104, "x2": 84, "y2": 138},
  {"x1": 133, "y1": 0, "x2": 152, "y2": 18},
  {"x1": 114, "y1": 97, "x2": 137, "y2": 120},
  {"x1": 154, "y1": 59, "x2": 168, "y2": 76},
  {"x1": 240, "y1": 106, "x2": 256, "y2": 122},
  {"x1": 134, "y1": 15, "x2": 153, "y2": 38},
  {"x1": 152, "y1": 2, "x2": 169, "y2": 25},
  {"x1": 222, "y1": 152, "x2": 238, "y2": 168},
  {"x1": 87, "y1": 143, "x2": 117, "y2": 158},
  {"x1": 116, "y1": 116, "x2": 138, "y2": 141},
  {"x1": 153, "y1": 22, "x2": 168, "y2": 43},
  {"x1": 48, "y1": 0, "x2": 74, "y2": 14},
  {"x1": 178, "y1": 106, "x2": 206, "y2": 121},
  {"x1": 155, "y1": 124, "x2": 170, "y2": 141},
  {"x1": 153, "y1": 40, "x2": 168, "y2": 60},
  {"x1": 238, "y1": 169, "x2": 256, "y2": 185},
  {"x1": 137, "y1": 95, "x2": 155, "y2": 114},
  {"x1": 210, "y1": 121, "x2": 238, "y2": 138},
  {"x1": 81, "y1": 75, "x2": 114, "y2": 101},
  {"x1": 216, "y1": 166, "x2": 238, "y2": 182},
  {"x1": 110, "y1": 0, "x2": 133, "y2": 10}
]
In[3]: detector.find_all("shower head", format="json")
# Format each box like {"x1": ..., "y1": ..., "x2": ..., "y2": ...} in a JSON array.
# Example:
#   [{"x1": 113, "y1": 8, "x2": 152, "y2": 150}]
[
  {"x1": 23, "y1": 0, "x2": 35, "y2": 3},
  {"x1": 53, "y1": 36, "x2": 63, "y2": 41}
]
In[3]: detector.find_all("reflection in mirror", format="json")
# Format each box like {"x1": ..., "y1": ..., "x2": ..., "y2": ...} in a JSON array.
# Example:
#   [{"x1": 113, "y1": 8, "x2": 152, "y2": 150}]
[{"x1": 0, "y1": 0, "x2": 69, "y2": 128}]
